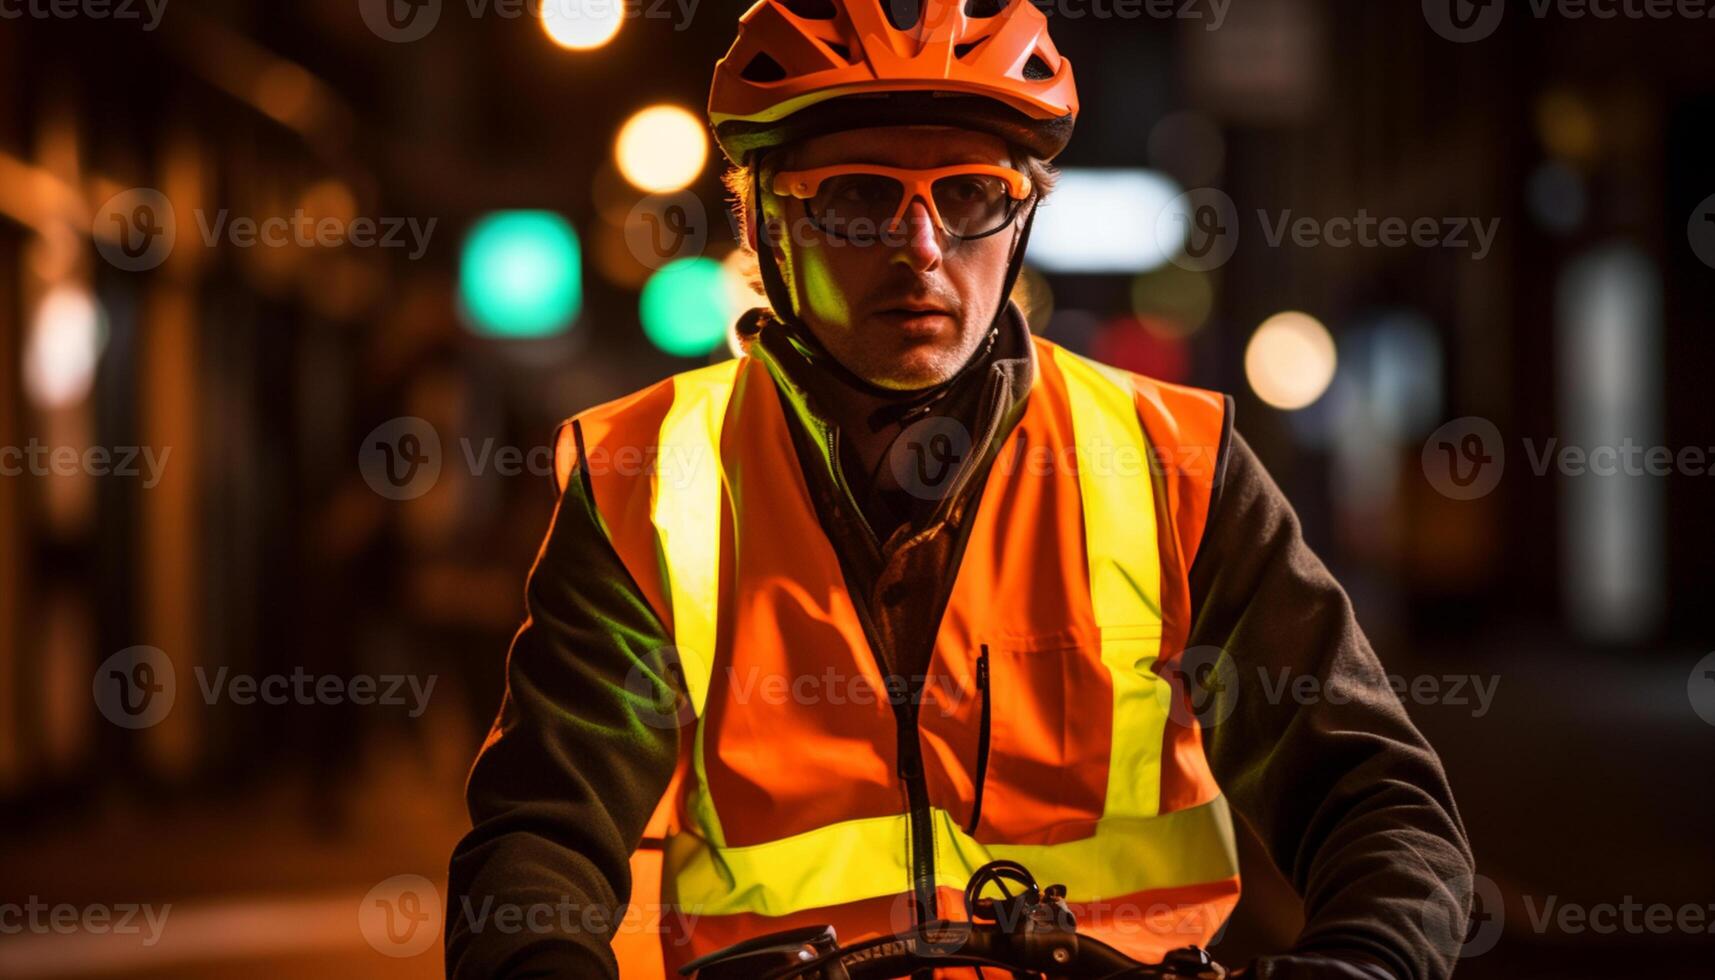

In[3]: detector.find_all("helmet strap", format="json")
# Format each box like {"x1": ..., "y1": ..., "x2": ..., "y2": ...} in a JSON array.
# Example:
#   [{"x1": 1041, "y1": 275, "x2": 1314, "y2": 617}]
[
  {"x1": 997, "y1": 196, "x2": 1038, "y2": 329},
  {"x1": 751, "y1": 171, "x2": 804, "y2": 328}
]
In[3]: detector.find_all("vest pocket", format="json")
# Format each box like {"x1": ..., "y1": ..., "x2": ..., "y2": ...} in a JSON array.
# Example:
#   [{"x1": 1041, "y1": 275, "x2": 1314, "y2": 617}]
[{"x1": 964, "y1": 629, "x2": 1117, "y2": 842}]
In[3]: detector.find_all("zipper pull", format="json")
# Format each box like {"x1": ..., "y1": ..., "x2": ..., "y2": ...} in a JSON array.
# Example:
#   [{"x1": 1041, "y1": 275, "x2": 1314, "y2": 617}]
[{"x1": 976, "y1": 645, "x2": 989, "y2": 691}]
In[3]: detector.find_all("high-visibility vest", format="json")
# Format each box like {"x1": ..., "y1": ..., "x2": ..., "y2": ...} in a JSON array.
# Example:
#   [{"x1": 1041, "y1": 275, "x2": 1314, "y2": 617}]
[{"x1": 568, "y1": 337, "x2": 1240, "y2": 979}]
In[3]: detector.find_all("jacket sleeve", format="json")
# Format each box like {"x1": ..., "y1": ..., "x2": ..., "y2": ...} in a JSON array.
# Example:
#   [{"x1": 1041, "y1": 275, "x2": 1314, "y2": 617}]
[
  {"x1": 1186, "y1": 428, "x2": 1475, "y2": 980},
  {"x1": 447, "y1": 422, "x2": 681, "y2": 980}
]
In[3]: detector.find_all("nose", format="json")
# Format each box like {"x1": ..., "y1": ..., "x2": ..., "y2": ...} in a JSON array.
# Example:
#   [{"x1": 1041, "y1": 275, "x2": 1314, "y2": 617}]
[{"x1": 893, "y1": 196, "x2": 944, "y2": 273}]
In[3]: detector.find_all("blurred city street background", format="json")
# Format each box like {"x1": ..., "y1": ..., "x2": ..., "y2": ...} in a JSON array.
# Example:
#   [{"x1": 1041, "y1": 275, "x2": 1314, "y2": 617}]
[{"x1": 2, "y1": 0, "x2": 1714, "y2": 977}]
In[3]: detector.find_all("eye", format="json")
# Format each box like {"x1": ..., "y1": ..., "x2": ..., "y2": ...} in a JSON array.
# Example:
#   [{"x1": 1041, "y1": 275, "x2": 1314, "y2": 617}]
[
  {"x1": 941, "y1": 176, "x2": 991, "y2": 203},
  {"x1": 827, "y1": 175, "x2": 893, "y2": 206}
]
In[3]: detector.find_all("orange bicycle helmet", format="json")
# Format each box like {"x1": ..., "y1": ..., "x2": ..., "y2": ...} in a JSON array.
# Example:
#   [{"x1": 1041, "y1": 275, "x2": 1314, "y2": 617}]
[{"x1": 708, "y1": 0, "x2": 1079, "y2": 165}]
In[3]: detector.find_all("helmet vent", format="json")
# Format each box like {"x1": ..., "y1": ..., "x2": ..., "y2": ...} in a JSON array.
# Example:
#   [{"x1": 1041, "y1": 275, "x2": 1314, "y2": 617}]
[
  {"x1": 740, "y1": 52, "x2": 790, "y2": 83},
  {"x1": 780, "y1": 0, "x2": 837, "y2": 18},
  {"x1": 953, "y1": 37, "x2": 988, "y2": 60},
  {"x1": 1021, "y1": 53, "x2": 1053, "y2": 81},
  {"x1": 822, "y1": 40, "x2": 852, "y2": 62},
  {"x1": 964, "y1": 0, "x2": 1006, "y2": 16},
  {"x1": 883, "y1": 0, "x2": 922, "y2": 31}
]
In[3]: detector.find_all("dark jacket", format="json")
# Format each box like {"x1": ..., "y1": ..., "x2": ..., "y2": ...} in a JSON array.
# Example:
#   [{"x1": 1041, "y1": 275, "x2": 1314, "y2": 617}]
[{"x1": 446, "y1": 305, "x2": 1475, "y2": 980}]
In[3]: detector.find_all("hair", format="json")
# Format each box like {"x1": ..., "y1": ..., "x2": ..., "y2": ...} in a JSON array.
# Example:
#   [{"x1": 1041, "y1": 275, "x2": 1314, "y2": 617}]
[{"x1": 720, "y1": 141, "x2": 1060, "y2": 277}]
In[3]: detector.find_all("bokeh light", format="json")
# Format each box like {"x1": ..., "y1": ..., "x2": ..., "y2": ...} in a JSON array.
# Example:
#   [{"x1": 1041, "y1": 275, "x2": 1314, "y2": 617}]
[
  {"x1": 1527, "y1": 161, "x2": 1586, "y2": 234},
  {"x1": 1129, "y1": 264, "x2": 1214, "y2": 337},
  {"x1": 1028, "y1": 169, "x2": 1185, "y2": 273},
  {"x1": 1535, "y1": 90, "x2": 1598, "y2": 163},
  {"x1": 540, "y1": 0, "x2": 624, "y2": 50},
  {"x1": 615, "y1": 105, "x2": 707, "y2": 194},
  {"x1": 1245, "y1": 311, "x2": 1336, "y2": 410},
  {"x1": 458, "y1": 211, "x2": 582, "y2": 338},
  {"x1": 1091, "y1": 316, "x2": 1189, "y2": 382},
  {"x1": 641, "y1": 257, "x2": 735, "y2": 357},
  {"x1": 25, "y1": 284, "x2": 108, "y2": 409}
]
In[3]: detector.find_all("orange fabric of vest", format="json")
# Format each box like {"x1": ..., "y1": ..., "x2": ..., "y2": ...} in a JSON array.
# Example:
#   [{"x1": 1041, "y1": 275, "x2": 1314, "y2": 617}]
[{"x1": 574, "y1": 338, "x2": 1234, "y2": 979}]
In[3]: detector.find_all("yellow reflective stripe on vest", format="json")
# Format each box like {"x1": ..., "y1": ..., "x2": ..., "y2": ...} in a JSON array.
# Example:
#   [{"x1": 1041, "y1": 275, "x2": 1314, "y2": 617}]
[
  {"x1": 666, "y1": 795, "x2": 1238, "y2": 918},
  {"x1": 653, "y1": 358, "x2": 740, "y2": 850},
  {"x1": 1053, "y1": 348, "x2": 1170, "y2": 821},
  {"x1": 652, "y1": 359, "x2": 739, "y2": 717}
]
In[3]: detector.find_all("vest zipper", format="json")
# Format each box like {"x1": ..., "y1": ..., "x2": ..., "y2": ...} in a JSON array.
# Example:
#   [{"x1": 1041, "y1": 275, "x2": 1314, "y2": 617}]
[
  {"x1": 893, "y1": 696, "x2": 937, "y2": 928},
  {"x1": 825, "y1": 426, "x2": 939, "y2": 928},
  {"x1": 962, "y1": 646, "x2": 992, "y2": 836}
]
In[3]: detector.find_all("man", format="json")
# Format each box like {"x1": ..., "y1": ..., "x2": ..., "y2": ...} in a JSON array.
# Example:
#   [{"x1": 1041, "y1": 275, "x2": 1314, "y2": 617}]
[{"x1": 447, "y1": 0, "x2": 1475, "y2": 977}]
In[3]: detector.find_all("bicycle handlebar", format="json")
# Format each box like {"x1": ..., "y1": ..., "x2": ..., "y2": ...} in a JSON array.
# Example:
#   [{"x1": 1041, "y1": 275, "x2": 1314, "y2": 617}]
[
  {"x1": 766, "y1": 922, "x2": 1219, "y2": 980},
  {"x1": 680, "y1": 860, "x2": 1227, "y2": 980}
]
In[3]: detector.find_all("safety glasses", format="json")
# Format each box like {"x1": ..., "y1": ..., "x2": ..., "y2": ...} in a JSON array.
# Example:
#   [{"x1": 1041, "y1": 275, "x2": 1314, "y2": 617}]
[{"x1": 771, "y1": 163, "x2": 1033, "y2": 243}]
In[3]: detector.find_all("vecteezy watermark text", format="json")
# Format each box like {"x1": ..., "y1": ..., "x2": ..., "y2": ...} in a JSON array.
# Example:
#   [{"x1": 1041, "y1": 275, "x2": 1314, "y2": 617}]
[
  {"x1": 93, "y1": 187, "x2": 437, "y2": 271},
  {"x1": 1257, "y1": 210, "x2": 1499, "y2": 261},
  {"x1": 1424, "y1": 0, "x2": 1715, "y2": 43},
  {"x1": 0, "y1": 898, "x2": 171, "y2": 947},
  {"x1": 94, "y1": 646, "x2": 437, "y2": 729},
  {"x1": 1423, "y1": 417, "x2": 1715, "y2": 500},
  {"x1": 359, "y1": 0, "x2": 700, "y2": 43},
  {"x1": 194, "y1": 666, "x2": 436, "y2": 718},
  {"x1": 1028, "y1": 0, "x2": 1229, "y2": 28},
  {"x1": 193, "y1": 209, "x2": 435, "y2": 260},
  {"x1": 0, "y1": 0, "x2": 167, "y2": 29},
  {"x1": 1, "y1": 441, "x2": 171, "y2": 488}
]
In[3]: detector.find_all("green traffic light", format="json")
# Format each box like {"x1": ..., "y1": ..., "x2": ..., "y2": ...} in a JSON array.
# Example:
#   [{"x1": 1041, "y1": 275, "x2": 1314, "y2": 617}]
[
  {"x1": 640, "y1": 257, "x2": 731, "y2": 357},
  {"x1": 459, "y1": 211, "x2": 581, "y2": 338}
]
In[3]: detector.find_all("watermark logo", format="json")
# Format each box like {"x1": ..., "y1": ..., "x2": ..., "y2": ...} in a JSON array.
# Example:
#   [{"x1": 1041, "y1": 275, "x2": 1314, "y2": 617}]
[
  {"x1": 1163, "y1": 188, "x2": 1239, "y2": 272},
  {"x1": 360, "y1": 416, "x2": 443, "y2": 501},
  {"x1": 94, "y1": 188, "x2": 176, "y2": 272},
  {"x1": 1422, "y1": 416, "x2": 1505, "y2": 500},
  {"x1": 93, "y1": 646, "x2": 176, "y2": 729},
  {"x1": 1423, "y1": 0, "x2": 1505, "y2": 42},
  {"x1": 1161, "y1": 645, "x2": 1239, "y2": 729},
  {"x1": 1423, "y1": 871, "x2": 1504, "y2": 959},
  {"x1": 626, "y1": 192, "x2": 708, "y2": 268},
  {"x1": 1688, "y1": 193, "x2": 1715, "y2": 270},
  {"x1": 626, "y1": 645, "x2": 697, "y2": 730},
  {"x1": 360, "y1": 875, "x2": 443, "y2": 957},
  {"x1": 1426, "y1": 421, "x2": 1715, "y2": 499},
  {"x1": 1689, "y1": 651, "x2": 1715, "y2": 727},
  {"x1": 359, "y1": 0, "x2": 442, "y2": 41},
  {"x1": 1428, "y1": 0, "x2": 1715, "y2": 42},
  {"x1": 890, "y1": 416, "x2": 973, "y2": 501},
  {"x1": 94, "y1": 649, "x2": 436, "y2": 727},
  {"x1": 93, "y1": 189, "x2": 436, "y2": 269},
  {"x1": 1160, "y1": 192, "x2": 1498, "y2": 269}
]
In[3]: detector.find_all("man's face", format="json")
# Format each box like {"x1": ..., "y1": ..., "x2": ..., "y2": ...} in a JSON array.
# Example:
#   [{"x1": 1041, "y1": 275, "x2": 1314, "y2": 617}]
[{"x1": 760, "y1": 126, "x2": 1027, "y2": 390}]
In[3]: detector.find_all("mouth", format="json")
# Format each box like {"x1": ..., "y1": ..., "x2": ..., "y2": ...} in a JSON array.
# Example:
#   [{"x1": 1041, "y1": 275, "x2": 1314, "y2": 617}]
[
  {"x1": 873, "y1": 298, "x2": 956, "y2": 332},
  {"x1": 873, "y1": 306, "x2": 955, "y2": 338}
]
